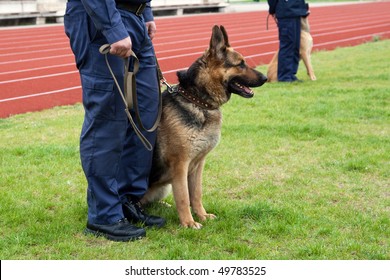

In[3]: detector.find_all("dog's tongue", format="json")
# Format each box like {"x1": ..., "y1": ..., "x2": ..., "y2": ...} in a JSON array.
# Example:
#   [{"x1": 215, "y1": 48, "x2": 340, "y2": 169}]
[
  {"x1": 244, "y1": 86, "x2": 253, "y2": 94},
  {"x1": 235, "y1": 82, "x2": 253, "y2": 94}
]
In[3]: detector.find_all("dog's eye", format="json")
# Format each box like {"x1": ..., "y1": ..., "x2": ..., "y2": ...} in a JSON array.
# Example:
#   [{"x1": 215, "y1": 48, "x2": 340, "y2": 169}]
[
  {"x1": 237, "y1": 60, "x2": 246, "y2": 69},
  {"x1": 226, "y1": 60, "x2": 246, "y2": 69}
]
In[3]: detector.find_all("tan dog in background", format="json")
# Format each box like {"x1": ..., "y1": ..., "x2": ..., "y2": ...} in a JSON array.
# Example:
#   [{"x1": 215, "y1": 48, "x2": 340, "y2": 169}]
[{"x1": 267, "y1": 16, "x2": 316, "y2": 82}]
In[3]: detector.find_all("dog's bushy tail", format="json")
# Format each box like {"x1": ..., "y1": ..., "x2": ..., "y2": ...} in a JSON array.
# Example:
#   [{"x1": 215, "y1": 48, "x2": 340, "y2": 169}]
[{"x1": 141, "y1": 184, "x2": 172, "y2": 205}]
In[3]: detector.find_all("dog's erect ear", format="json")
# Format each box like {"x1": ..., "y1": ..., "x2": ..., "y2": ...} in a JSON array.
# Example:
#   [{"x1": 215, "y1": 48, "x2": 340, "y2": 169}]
[
  {"x1": 220, "y1": 25, "x2": 230, "y2": 47},
  {"x1": 209, "y1": 25, "x2": 228, "y2": 59}
]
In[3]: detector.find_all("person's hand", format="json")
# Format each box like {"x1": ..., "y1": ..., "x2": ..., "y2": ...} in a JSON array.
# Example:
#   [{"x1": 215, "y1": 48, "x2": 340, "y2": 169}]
[
  {"x1": 110, "y1": 36, "x2": 132, "y2": 58},
  {"x1": 145, "y1": 21, "x2": 157, "y2": 40}
]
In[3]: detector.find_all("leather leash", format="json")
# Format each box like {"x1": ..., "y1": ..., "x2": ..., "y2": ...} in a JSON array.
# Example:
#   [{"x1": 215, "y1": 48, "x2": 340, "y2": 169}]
[
  {"x1": 99, "y1": 44, "x2": 163, "y2": 151},
  {"x1": 266, "y1": 13, "x2": 278, "y2": 30}
]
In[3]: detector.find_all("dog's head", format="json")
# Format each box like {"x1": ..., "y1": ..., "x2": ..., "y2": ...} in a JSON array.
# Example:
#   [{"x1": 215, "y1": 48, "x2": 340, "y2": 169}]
[{"x1": 178, "y1": 25, "x2": 267, "y2": 106}]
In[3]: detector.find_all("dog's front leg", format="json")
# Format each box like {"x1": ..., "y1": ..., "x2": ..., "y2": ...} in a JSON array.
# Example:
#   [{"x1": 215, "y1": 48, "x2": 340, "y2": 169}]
[
  {"x1": 171, "y1": 161, "x2": 202, "y2": 229},
  {"x1": 301, "y1": 47, "x2": 317, "y2": 81},
  {"x1": 188, "y1": 158, "x2": 217, "y2": 222},
  {"x1": 266, "y1": 51, "x2": 279, "y2": 82}
]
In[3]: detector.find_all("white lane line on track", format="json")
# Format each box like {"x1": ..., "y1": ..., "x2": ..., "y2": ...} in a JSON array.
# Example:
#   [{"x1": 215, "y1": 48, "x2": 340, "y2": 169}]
[
  {"x1": 0, "y1": 86, "x2": 81, "y2": 103},
  {"x1": 0, "y1": 71, "x2": 78, "y2": 84},
  {"x1": 0, "y1": 54, "x2": 71, "y2": 65},
  {"x1": 0, "y1": 42, "x2": 67, "y2": 52},
  {"x1": 0, "y1": 63, "x2": 76, "y2": 76},
  {"x1": 0, "y1": 38, "x2": 66, "y2": 49},
  {"x1": 0, "y1": 33, "x2": 65, "y2": 44},
  {"x1": 0, "y1": 47, "x2": 71, "y2": 57}
]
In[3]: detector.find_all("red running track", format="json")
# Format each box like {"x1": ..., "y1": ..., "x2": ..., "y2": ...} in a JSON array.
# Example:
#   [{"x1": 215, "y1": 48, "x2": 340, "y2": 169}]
[{"x1": 1, "y1": 1, "x2": 390, "y2": 118}]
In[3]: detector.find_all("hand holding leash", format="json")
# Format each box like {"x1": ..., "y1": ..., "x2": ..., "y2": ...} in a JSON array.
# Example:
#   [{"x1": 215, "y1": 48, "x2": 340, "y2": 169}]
[
  {"x1": 98, "y1": 44, "x2": 111, "y2": 55},
  {"x1": 100, "y1": 37, "x2": 133, "y2": 58}
]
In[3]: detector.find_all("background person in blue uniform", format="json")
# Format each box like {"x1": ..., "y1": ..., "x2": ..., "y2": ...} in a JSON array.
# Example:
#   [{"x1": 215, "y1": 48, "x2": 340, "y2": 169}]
[
  {"x1": 64, "y1": 0, "x2": 165, "y2": 242},
  {"x1": 268, "y1": 0, "x2": 309, "y2": 82}
]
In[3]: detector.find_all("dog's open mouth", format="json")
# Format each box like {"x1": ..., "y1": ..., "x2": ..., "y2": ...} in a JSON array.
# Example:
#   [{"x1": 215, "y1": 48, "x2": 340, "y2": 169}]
[{"x1": 228, "y1": 80, "x2": 254, "y2": 98}]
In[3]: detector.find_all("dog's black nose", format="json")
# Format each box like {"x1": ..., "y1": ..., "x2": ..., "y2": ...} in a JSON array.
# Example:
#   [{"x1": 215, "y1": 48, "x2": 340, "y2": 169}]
[{"x1": 260, "y1": 73, "x2": 268, "y2": 85}]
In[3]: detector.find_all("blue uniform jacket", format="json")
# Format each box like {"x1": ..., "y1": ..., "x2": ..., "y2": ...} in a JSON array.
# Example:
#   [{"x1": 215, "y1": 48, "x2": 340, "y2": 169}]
[
  {"x1": 267, "y1": 0, "x2": 309, "y2": 18},
  {"x1": 79, "y1": 0, "x2": 153, "y2": 44}
]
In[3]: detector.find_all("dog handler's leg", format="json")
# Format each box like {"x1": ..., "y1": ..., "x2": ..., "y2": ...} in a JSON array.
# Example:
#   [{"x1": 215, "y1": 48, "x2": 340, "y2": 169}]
[
  {"x1": 171, "y1": 161, "x2": 202, "y2": 229},
  {"x1": 188, "y1": 158, "x2": 216, "y2": 222}
]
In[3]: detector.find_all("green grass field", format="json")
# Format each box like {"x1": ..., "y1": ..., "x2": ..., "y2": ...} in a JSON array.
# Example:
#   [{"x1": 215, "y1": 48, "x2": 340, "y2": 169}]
[{"x1": 0, "y1": 39, "x2": 389, "y2": 260}]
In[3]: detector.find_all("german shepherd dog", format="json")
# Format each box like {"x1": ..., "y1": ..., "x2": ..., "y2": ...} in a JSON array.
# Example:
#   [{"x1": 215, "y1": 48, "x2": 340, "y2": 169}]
[
  {"x1": 140, "y1": 25, "x2": 267, "y2": 229},
  {"x1": 267, "y1": 16, "x2": 317, "y2": 82}
]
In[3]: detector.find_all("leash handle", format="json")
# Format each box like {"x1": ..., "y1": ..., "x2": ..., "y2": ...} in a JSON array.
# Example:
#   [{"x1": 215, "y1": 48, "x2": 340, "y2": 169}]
[
  {"x1": 99, "y1": 44, "x2": 111, "y2": 55},
  {"x1": 99, "y1": 43, "x2": 138, "y2": 65},
  {"x1": 99, "y1": 44, "x2": 153, "y2": 151}
]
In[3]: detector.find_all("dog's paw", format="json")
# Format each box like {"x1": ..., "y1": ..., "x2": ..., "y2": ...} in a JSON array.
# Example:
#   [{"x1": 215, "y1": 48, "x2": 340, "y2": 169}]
[
  {"x1": 198, "y1": 213, "x2": 217, "y2": 221},
  {"x1": 158, "y1": 201, "x2": 172, "y2": 208},
  {"x1": 181, "y1": 221, "x2": 203, "y2": 230},
  {"x1": 190, "y1": 222, "x2": 203, "y2": 229}
]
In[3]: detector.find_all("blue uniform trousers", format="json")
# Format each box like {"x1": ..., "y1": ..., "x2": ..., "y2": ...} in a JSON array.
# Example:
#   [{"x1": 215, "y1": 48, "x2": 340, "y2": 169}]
[
  {"x1": 277, "y1": 17, "x2": 301, "y2": 82},
  {"x1": 64, "y1": 1, "x2": 159, "y2": 224}
]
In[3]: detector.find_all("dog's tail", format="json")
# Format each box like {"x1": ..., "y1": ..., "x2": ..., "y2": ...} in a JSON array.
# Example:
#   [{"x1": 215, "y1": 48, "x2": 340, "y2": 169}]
[{"x1": 141, "y1": 184, "x2": 172, "y2": 205}]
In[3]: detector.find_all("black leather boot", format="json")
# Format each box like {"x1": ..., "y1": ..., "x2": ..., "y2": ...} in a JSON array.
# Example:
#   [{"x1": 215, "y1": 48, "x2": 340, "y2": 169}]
[
  {"x1": 122, "y1": 197, "x2": 166, "y2": 228},
  {"x1": 85, "y1": 218, "x2": 146, "y2": 242}
]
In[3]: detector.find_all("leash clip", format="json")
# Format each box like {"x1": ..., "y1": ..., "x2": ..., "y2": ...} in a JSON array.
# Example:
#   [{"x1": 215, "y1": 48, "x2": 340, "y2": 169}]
[{"x1": 161, "y1": 78, "x2": 174, "y2": 93}]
